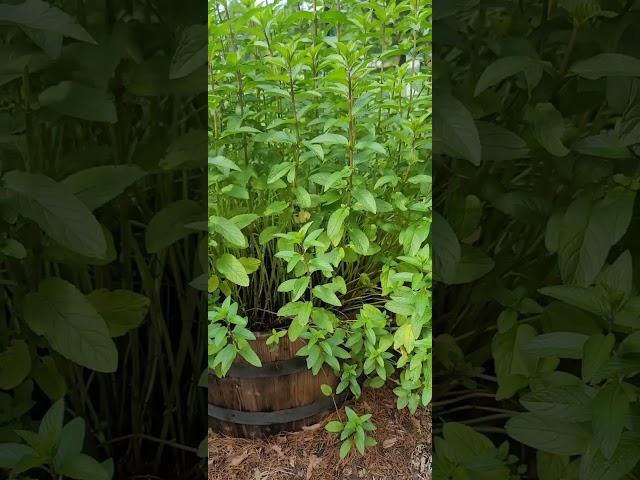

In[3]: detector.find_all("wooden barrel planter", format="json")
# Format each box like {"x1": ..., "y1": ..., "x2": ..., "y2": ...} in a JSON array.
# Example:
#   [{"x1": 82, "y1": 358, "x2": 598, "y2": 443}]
[{"x1": 208, "y1": 332, "x2": 344, "y2": 438}]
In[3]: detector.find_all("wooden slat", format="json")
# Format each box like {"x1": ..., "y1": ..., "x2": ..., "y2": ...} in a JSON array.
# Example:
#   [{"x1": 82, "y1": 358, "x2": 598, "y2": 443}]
[
  {"x1": 225, "y1": 356, "x2": 307, "y2": 379},
  {"x1": 209, "y1": 334, "x2": 341, "y2": 437}
]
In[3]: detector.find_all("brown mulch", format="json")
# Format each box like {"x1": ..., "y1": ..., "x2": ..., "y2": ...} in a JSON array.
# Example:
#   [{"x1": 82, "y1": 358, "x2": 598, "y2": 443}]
[{"x1": 208, "y1": 388, "x2": 432, "y2": 480}]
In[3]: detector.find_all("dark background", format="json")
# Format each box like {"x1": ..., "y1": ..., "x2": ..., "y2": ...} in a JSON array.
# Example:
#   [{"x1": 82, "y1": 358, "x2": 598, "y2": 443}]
[
  {"x1": 1, "y1": 0, "x2": 207, "y2": 478},
  {"x1": 433, "y1": 0, "x2": 640, "y2": 478}
]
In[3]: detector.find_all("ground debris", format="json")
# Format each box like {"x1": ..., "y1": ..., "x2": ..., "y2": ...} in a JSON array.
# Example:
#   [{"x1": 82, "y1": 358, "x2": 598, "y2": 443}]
[{"x1": 208, "y1": 388, "x2": 432, "y2": 480}]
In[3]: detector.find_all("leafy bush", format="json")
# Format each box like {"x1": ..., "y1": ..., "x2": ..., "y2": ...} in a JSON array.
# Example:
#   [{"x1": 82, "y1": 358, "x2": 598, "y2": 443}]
[
  {"x1": 433, "y1": 1, "x2": 640, "y2": 478},
  {"x1": 208, "y1": 0, "x2": 432, "y2": 454}
]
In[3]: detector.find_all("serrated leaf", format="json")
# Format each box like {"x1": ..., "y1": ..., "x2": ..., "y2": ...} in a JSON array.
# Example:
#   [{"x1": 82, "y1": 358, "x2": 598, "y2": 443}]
[
  {"x1": 146, "y1": 200, "x2": 202, "y2": 253},
  {"x1": 216, "y1": 253, "x2": 250, "y2": 287},
  {"x1": 310, "y1": 133, "x2": 348, "y2": 145},
  {"x1": 23, "y1": 278, "x2": 117, "y2": 372},
  {"x1": 3, "y1": 170, "x2": 106, "y2": 258}
]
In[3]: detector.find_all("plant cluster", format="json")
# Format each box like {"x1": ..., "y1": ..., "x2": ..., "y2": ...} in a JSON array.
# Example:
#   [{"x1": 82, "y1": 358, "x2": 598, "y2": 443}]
[
  {"x1": 208, "y1": 0, "x2": 432, "y2": 456},
  {"x1": 1, "y1": 0, "x2": 207, "y2": 478},
  {"x1": 433, "y1": 1, "x2": 640, "y2": 478}
]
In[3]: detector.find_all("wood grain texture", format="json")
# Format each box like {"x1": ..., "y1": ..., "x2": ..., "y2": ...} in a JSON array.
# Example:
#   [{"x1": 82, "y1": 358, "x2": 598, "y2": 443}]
[{"x1": 208, "y1": 333, "x2": 341, "y2": 438}]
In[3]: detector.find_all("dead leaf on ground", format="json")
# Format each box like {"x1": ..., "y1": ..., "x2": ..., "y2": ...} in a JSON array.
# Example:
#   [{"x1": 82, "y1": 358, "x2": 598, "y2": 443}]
[
  {"x1": 229, "y1": 450, "x2": 250, "y2": 466},
  {"x1": 382, "y1": 437, "x2": 398, "y2": 449},
  {"x1": 270, "y1": 444, "x2": 284, "y2": 457},
  {"x1": 306, "y1": 454, "x2": 322, "y2": 480},
  {"x1": 302, "y1": 422, "x2": 323, "y2": 432}
]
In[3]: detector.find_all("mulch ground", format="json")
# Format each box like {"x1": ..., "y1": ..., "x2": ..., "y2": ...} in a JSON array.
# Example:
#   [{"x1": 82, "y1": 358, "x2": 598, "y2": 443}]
[{"x1": 208, "y1": 387, "x2": 432, "y2": 480}]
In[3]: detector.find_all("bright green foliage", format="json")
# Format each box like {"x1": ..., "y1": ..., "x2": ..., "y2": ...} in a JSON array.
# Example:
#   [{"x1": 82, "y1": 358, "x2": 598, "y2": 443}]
[
  {"x1": 324, "y1": 407, "x2": 378, "y2": 458},
  {"x1": 208, "y1": 0, "x2": 432, "y2": 447}
]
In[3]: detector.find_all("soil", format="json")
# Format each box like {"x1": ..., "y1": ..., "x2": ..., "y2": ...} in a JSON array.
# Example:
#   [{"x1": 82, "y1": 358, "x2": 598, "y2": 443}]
[{"x1": 208, "y1": 387, "x2": 432, "y2": 480}]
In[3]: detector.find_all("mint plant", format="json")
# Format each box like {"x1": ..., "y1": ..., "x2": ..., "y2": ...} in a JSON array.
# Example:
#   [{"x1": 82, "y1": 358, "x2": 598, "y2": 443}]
[
  {"x1": 0, "y1": 400, "x2": 112, "y2": 480},
  {"x1": 325, "y1": 406, "x2": 378, "y2": 459},
  {"x1": 209, "y1": 0, "x2": 432, "y2": 450}
]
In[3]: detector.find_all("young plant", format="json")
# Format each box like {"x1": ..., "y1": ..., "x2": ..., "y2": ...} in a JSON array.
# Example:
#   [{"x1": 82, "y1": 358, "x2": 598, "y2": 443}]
[
  {"x1": 325, "y1": 407, "x2": 378, "y2": 459},
  {"x1": 0, "y1": 399, "x2": 112, "y2": 480}
]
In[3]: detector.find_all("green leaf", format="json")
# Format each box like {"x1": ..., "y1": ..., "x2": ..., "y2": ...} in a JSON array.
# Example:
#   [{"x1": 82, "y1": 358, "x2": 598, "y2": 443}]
[
  {"x1": 434, "y1": 93, "x2": 481, "y2": 165},
  {"x1": 582, "y1": 333, "x2": 614, "y2": 383},
  {"x1": 313, "y1": 284, "x2": 342, "y2": 306},
  {"x1": 209, "y1": 155, "x2": 240, "y2": 175},
  {"x1": 325, "y1": 420, "x2": 343, "y2": 432},
  {"x1": 536, "y1": 452, "x2": 572, "y2": 480},
  {"x1": 292, "y1": 276, "x2": 310, "y2": 302},
  {"x1": 0, "y1": 0, "x2": 95, "y2": 43},
  {"x1": 57, "y1": 453, "x2": 111, "y2": 480},
  {"x1": 505, "y1": 413, "x2": 589, "y2": 456},
  {"x1": 592, "y1": 383, "x2": 629, "y2": 459},
  {"x1": 0, "y1": 239, "x2": 26, "y2": 259},
  {"x1": 348, "y1": 228, "x2": 370, "y2": 254},
  {"x1": 309, "y1": 133, "x2": 349, "y2": 146},
  {"x1": 339, "y1": 439, "x2": 353, "y2": 459},
  {"x1": 519, "y1": 384, "x2": 592, "y2": 422},
  {"x1": 288, "y1": 316, "x2": 307, "y2": 341},
  {"x1": 33, "y1": 356, "x2": 67, "y2": 400},
  {"x1": 87, "y1": 289, "x2": 150, "y2": 338},
  {"x1": 39, "y1": 398, "x2": 64, "y2": 445},
  {"x1": 197, "y1": 437, "x2": 207, "y2": 458},
  {"x1": 478, "y1": 121, "x2": 530, "y2": 162},
  {"x1": 293, "y1": 186, "x2": 312, "y2": 208},
  {"x1": 432, "y1": 212, "x2": 461, "y2": 284},
  {"x1": 39, "y1": 81, "x2": 116, "y2": 123},
  {"x1": 62, "y1": 165, "x2": 145, "y2": 211},
  {"x1": 475, "y1": 56, "x2": 541, "y2": 96},
  {"x1": 160, "y1": 129, "x2": 207, "y2": 170},
  {"x1": 558, "y1": 190, "x2": 636, "y2": 286},
  {"x1": 320, "y1": 384, "x2": 334, "y2": 396},
  {"x1": 539, "y1": 285, "x2": 609, "y2": 317},
  {"x1": 354, "y1": 427, "x2": 366, "y2": 454},
  {"x1": 169, "y1": 24, "x2": 206, "y2": 79},
  {"x1": 239, "y1": 257, "x2": 261, "y2": 274},
  {"x1": 580, "y1": 432, "x2": 640, "y2": 480},
  {"x1": 570, "y1": 53, "x2": 640, "y2": 79},
  {"x1": 145, "y1": 200, "x2": 202, "y2": 253},
  {"x1": 216, "y1": 253, "x2": 250, "y2": 287},
  {"x1": 527, "y1": 103, "x2": 569, "y2": 157},
  {"x1": 267, "y1": 161, "x2": 294, "y2": 184},
  {"x1": 210, "y1": 215, "x2": 247, "y2": 248},
  {"x1": 238, "y1": 344, "x2": 262, "y2": 367},
  {"x1": 393, "y1": 323, "x2": 416, "y2": 353},
  {"x1": 3, "y1": 170, "x2": 107, "y2": 258},
  {"x1": 327, "y1": 207, "x2": 350, "y2": 246},
  {"x1": 0, "y1": 443, "x2": 35, "y2": 469},
  {"x1": 23, "y1": 278, "x2": 118, "y2": 372},
  {"x1": 0, "y1": 340, "x2": 31, "y2": 390},
  {"x1": 53, "y1": 417, "x2": 85, "y2": 470},
  {"x1": 449, "y1": 245, "x2": 494, "y2": 284},
  {"x1": 524, "y1": 332, "x2": 588, "y2": 359},
  {"x1": 492, "y1": 314, "x2": 537, "y2": 400},
  {"x1": 353, "y1": 187, "x2": 377, "y2": 213},
  {"x1": 213, "y1": 344, "x2": 237, "y2": 375}
]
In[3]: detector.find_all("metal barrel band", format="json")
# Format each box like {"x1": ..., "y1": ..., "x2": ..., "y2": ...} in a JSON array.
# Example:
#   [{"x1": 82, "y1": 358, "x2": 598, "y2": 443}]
[{"x1": 208, "y1": 392, "x2": 348, "y2": 426}]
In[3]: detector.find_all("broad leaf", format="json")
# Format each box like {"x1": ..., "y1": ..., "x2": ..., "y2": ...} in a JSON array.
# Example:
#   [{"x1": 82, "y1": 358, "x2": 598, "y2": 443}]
[{"x1": 23, "y1": 278, "x2": 118, "y2": 372}]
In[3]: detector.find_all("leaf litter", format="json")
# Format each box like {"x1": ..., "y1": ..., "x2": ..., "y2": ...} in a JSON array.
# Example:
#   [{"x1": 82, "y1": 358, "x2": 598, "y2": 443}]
[{"x1": 208, "y1": 388, "x2": 431, "y2": 480}]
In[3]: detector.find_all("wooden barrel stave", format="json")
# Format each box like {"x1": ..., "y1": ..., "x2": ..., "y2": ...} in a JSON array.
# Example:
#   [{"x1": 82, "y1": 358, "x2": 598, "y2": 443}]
[{"x1": 208, "y1": 333, "x2": 341, "y2": 438}]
